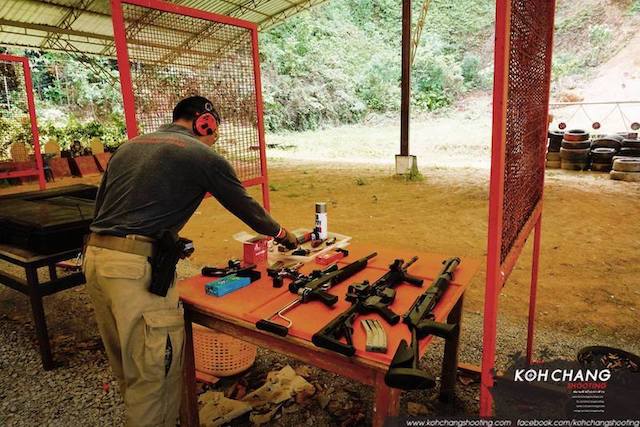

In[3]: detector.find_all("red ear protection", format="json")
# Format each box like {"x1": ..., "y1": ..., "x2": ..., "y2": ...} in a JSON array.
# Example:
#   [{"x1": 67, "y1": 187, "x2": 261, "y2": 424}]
[{"x1": 193, "y1": 102, "x2": 219, "y2": 136}]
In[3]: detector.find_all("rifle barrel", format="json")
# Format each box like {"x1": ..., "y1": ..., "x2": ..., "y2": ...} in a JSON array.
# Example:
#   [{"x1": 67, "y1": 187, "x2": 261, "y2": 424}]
[{"x1": 403, "y1": 256, "x2": 419, "y2": 269}]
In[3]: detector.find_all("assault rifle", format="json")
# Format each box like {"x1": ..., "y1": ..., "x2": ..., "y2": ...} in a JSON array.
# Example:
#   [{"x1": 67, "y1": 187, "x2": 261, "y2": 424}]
[
  {"x1": 385, "y1": 257, "x2": 461, "y2": 390},
  {"x1": 256, "y1": 252, "x2": 377, "y2": 337},
  {"x1": 312, "y1": 257, "x2": 423, "y2": 356}
]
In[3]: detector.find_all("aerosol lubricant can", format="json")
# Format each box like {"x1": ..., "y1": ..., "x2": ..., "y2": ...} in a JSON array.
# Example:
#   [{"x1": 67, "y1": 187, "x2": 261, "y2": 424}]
[{"x1": 315, "y1": 202, "x2": 328, "y2": 240}]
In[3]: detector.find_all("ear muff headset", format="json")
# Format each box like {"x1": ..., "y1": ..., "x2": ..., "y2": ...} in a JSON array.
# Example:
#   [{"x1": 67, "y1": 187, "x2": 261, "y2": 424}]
[{"x1": 193, "y1": 102, "x2": 219, "y2": 136}]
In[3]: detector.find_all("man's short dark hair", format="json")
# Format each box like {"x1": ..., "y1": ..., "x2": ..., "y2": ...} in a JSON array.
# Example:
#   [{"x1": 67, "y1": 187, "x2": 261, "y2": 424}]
[{"x1": 172, "y1": 96, "x2": 221, "y2": 123}]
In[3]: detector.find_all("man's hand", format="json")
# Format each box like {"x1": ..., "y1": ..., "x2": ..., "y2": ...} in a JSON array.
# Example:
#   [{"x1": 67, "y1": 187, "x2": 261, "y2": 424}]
[{"x1": 274, "y1": 228, "x2": 298, "y2": 250}]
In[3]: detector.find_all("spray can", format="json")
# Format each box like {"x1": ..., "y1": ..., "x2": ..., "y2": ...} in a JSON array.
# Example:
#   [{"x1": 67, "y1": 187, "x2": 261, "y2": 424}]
[{"x1": 315, "y1": 202, "x2": 328, "y2": 240}]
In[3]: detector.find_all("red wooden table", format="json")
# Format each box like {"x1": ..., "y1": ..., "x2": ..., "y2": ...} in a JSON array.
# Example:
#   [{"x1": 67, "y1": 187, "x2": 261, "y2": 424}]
[{"x1": 179, "y1": 244, "x2": 480, "y2": 426}]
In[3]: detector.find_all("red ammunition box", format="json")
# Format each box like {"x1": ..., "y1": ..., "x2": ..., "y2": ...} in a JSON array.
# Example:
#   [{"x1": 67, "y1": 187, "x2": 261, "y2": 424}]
[
  {"x1": 243, "y1": 237, "x2": 269, "y2": 264},
  {"x1": 315, "y1": 250, "x2": 346, "y2": 265}
]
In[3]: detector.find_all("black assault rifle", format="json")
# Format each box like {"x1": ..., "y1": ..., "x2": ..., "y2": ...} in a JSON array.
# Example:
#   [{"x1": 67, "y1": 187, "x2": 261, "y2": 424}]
[
  {"x1": 312, "y1": 257, "x2": 424, "y2": 356},
  {"x1": 384, "y1": 257, "x2": 461, "y2": 390},
  {"x1": 256, "y1": 252, "x2": 377, "y2": 336}
]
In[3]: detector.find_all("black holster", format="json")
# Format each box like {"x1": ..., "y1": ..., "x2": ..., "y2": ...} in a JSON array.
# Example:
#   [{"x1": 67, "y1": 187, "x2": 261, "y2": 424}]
[{"x1": 149, "y1": 230, "x2": 193, "y2": 297}]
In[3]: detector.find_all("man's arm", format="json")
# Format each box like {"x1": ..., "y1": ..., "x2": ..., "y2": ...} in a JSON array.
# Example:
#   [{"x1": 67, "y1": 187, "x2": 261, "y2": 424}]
[{"x1": 202, "y1": 153, "x2": 281, "y2": 237}]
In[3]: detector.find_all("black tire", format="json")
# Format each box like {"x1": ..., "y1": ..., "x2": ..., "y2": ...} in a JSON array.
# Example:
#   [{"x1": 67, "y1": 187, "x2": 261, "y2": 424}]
[
  {"x1": 548, "y1": 130, "x2": 564, "y2": 145},
  {"x1": 607, "y1": 134, "x2": 624, "y2": 143},
  {"x1": 547, "y1": 144, "x2": 561, "y2": 152},
  {"x1": 546, "y1": 160, "x2": 561, "y2": 169},
  {"x1": 563, "y1": 129, "x2": 590, "y2": 142},
  {"x1": 591, "y1": 147, "x2": 616, "y2": 155},
  {"x1": 562, "y1": 140, "x2": 591, "y2": 149},
  {"x1": 561, "y1": 160, "x2": 588, "y2": 171},
  {"x1": 590, "y1": 147, "x2": 616, "y2": 163},
  {"x1": 610, "y1": 170, "x2": 640, "y2": 182},
  {"x1": 613, "y1": 158, "x2": 640, "y2": 173},
  {"x1": 546, "y1": 152, "x2": 561, "y2": 161},
  {"x1": 590, "y1": 163, "x2": 612, "y2": 172},
  {"x1": 591, "y1": 155, "x2": 613, "y2": 164},
  {"x1": 613, "y1": 156, "x2": 638, "y2": 164},
  {"x1": 560, "y1": 147, "x2": 590, "y2": 161},
  {"x1": 622, "y1": 139, "x2": 640, "y2": 149},
  {"x1": 591, "y1": 138, "x2": 622, "y2": 151},
  {"x1": 619, "y1": 147, "x2": 640, "y2": 157}
]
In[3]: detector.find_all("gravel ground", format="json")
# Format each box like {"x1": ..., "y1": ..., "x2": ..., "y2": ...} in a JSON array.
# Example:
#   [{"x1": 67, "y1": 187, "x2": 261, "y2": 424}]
[{"x1": 1, "y1": 263, "x2": 638, "y2": 427}]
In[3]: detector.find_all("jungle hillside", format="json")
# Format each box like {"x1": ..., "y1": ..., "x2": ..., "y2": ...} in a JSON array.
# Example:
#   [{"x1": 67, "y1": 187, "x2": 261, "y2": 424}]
[{"x1": 1, "y1": 0, "x2": 639, "y2": 156}]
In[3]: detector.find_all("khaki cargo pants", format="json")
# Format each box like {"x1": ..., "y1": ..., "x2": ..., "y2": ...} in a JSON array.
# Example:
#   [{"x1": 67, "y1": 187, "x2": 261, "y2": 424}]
[{"x1": 83, "y1": 245, "x2": 184, "y2": 427}]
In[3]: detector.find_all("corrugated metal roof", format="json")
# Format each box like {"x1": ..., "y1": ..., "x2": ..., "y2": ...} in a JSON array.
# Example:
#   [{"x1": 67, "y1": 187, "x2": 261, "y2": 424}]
[{"x1": 0, "y1": 0, "x2": 328, "y2": 56}]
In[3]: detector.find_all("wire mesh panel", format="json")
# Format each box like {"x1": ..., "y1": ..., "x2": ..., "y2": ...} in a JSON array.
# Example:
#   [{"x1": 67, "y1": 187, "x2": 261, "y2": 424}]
[
  {"x1": 481, "y1": 0, "x2": 556, "y2": 416},
  {"x1": 0, "y1": 54, "x2": 45, "y2": 189},
  {"x1": 112, "y1": 0, "x2": 267, "y2": 187},
  {"x1": 0, "y1": 59, "x2": 31, "y2": 160},
  {"x1": 500, "y1": 0, "x2": 554, "y2": 264}
]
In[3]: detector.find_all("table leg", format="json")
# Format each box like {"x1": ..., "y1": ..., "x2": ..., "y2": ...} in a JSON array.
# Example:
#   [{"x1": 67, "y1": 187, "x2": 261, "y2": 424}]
[
  {"x1": 373, "y1": 371, "x2": 400, "y2": 427},
  {"x1": 180, "y1": 308, "x2": 199, "y2": 427},
  {"x1": 439, "y1": 295, "x2": 464, "y2": 404},
  {"x1": 26, "y1": 266, "x2": 54, "y2": 370},
  {"x1": 48, "y1": 264, "x2": 58, "y2": 281}
]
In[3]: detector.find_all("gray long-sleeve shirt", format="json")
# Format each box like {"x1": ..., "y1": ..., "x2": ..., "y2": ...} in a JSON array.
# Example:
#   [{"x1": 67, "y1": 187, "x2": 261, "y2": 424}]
[{"x1": 90, "y1": 124, "x2": 280, "y2": 239}]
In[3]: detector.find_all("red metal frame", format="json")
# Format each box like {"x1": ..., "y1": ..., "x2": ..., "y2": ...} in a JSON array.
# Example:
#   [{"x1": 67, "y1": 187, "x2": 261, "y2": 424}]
[
  {"x1": 251, "y1": 27, "x2": 271, "y2": 211},
  {"x1": 0, "y1": 54, "x2": 46, "y2": 190},
  {"x1": 480, "y1": 0, "x2": 556, "y2": 416},
  {"x1": 110, "y1": 0, "x2": 271, "y2": 210}
]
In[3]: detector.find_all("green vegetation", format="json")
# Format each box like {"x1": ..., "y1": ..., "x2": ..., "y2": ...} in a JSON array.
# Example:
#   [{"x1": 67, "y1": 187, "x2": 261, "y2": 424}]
[
  {"x1": 0, "y1": 0, "x2": 635, "y2": 148},
  {"x1": 0, "y1": 50, "x2": 125, "y2": 157},
  {"x1": 260, "y1": 0, "x2": 494, "y2": 132}
]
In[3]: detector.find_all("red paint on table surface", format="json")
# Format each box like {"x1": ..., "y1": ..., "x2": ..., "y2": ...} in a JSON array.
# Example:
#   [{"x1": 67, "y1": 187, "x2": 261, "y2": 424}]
[{"x1": 178, "y1": 244, "x2": 480, "y2": 366}]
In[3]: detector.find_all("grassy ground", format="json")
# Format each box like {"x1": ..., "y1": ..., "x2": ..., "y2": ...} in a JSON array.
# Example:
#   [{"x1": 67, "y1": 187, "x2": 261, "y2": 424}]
[{"x1": 265, "y1": 95, "x2": 492, "y2": 168}]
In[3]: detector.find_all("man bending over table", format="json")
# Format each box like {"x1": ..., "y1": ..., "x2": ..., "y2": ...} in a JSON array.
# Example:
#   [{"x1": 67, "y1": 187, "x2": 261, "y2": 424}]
[{"x1": 84, "y1": 96, "x2": 297, "y2": 426}]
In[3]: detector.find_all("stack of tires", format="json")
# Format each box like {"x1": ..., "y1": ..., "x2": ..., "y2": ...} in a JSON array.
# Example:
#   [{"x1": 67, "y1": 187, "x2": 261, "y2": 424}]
[
  {"x1": 560, "y1": 129, "x2": 590, "y2": 171},
  {"x1": 620, "y1": 138, "x2": 640, "y2": 158},
  {"x1": 546, "y1": 130, "x2": 563, "y2": 169},
  {"x1": 590, "y1": 134, "x2": 622, "y2": 172},
  {"x1": 611, "y1": 158, "x2": 640, "y2": 182}
]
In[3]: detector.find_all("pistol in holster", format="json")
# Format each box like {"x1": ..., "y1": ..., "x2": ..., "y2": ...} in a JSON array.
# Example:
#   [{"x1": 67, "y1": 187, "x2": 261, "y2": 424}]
[{"x1": 148, "y1": 230, "x2": 194, "y2": 297}]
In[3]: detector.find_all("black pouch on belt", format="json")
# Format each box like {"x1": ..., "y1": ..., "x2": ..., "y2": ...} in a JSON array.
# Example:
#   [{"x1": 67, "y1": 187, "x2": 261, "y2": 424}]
[{"x1": 149, "y1": 230, "x2": 193, "y2": 297}]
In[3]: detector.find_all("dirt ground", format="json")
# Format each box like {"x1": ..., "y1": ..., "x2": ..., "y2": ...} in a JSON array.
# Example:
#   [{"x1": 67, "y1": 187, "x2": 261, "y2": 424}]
[
  {"x1": 184, "y1": 162, "x2": 640, "y2": 342},
  {"x1": 1, "y1": 160, "x2": 639, "y2": 426},
  {"x1": 2, "y1": 161, "x2": 638, "y2": 344}
]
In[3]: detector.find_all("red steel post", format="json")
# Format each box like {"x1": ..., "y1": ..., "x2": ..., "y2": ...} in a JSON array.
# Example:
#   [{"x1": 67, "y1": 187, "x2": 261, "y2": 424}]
[
  {"x1": 525, "y1": 0, "x2": 557, "y2": 367},
  {"x1": 480, "y1": 0, "x2": 511, "y2": 417},
  {"x1": 111, "y1": 0, "x2": 139, "y2": 139},
  {"x1": 526, "y1": 216, "x2": 542, "y2": 364},
  {"x1": 251, "y1": 26, "x2": 271, "y2": 212},
  {"x1": 0, "y1": 54, "x2": 46, "y2": 189},
  {"x1": 22, "y1": 57, "x2": 46, "y2": 190}
]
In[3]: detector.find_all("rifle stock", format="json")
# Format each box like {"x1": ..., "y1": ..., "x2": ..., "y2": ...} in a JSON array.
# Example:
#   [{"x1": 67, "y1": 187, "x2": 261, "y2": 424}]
[
  {"x1": 385, "y1": 257, "x2": 461, "y2": 390},
  {"x1": 311, "y1": 307, "x2": 358, "y2": 356}
]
